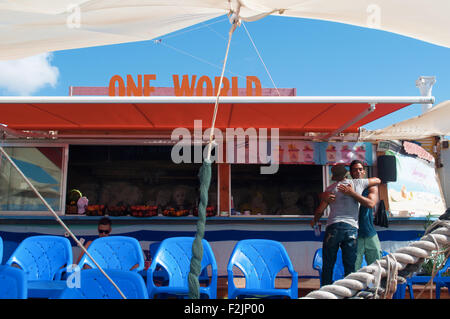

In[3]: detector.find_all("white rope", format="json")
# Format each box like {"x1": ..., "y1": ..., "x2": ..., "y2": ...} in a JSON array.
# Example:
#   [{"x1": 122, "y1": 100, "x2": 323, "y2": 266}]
[
  {"x1": 301, "y1": 219, "x2": 450, "y2": 299},
  {"x1": 206, "y1": 11, "x2": 239, "y2": 161},
  {"x1": 0, "y1": 147, "x2": 127, "y2": 299},
  {"x1": 242, "y1": 22, "x2": 281, "y2": 97}
]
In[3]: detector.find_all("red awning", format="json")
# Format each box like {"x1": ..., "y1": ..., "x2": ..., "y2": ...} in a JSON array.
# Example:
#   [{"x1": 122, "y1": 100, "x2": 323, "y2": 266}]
[{"x1": 0, "y1": 97, "x2": 417, "y2": 135}]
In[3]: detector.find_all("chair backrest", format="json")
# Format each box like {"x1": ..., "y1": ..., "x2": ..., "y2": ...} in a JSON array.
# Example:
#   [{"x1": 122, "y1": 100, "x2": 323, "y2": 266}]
[
  {"x1": 78, "y1": 236, "x2": 145, "y2": 272},
  {"x1": 0, "y1": 265, "x2": 27, "y2": 299},
  {"x1": 312, "y1": 248, "x2": 349, "y2": 284},
  {"x1": 6, "y1": 235, "x2": 73, "y2": 281},
  {"x1": 149, "y1": 242, "x2": 160, "y2": 260},
  {"x1": 313, "y1": 248, "x2": 376, "y2": 285},
  {"x1": 438, "y1": 254, "x2": 450, "y2": 276},
  {"x1": 227, "y1": 239, "x2": 295, "y2": 289},
  {"x1": 148, "y1": 237, "x2": 217, "y2": 287},
  {"x1": 59, "y1": 269, "x2": 148, "y2": 299},
  {"x1": 0, "y1": 236, "x2": 3, "y2": 264}
]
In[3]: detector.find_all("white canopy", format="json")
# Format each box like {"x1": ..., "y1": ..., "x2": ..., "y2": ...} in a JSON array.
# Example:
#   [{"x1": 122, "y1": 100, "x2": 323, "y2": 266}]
[
  {"x1": 360, "y1": 100, "x2": 450, "y2": 141},
  {"x1": 1, "y1": 0, "x2": 450, "y2": 60}
]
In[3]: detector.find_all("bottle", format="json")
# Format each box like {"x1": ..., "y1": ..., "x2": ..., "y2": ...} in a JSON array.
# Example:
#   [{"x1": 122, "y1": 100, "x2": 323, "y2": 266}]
[{"x1": 313, "y1": 223, "x2": 321, "y2": 237}]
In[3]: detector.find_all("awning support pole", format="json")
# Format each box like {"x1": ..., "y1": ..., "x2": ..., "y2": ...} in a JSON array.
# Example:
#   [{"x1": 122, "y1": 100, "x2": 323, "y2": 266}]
[
  {"x1": 0, "y1": 146, "x2": 127, "y2": 299},
  {"x1": 323, "y1": 103, "x2": 376, "y2": 140},
  {"x1": 416, "y1": 76, "x2": 436, "y2": 113}
]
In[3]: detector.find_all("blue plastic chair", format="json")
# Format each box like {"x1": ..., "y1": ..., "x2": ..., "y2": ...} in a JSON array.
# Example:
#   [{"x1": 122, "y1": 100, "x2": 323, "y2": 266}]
[
  {"x1": 407, "y1": 254, "x2": 450, "y2": 299},
  {"x1": 227, "y1": 239, "x2": 298, "y2": 299},
  {"x1": 147, "y1": 242, "x2": 169, "y2": 283},
  {"x1": 6, "y1": 235, "x2": 73, "y2": 298},
  {"x1": 0, "y1": 265, "x2": 27, "y2": 299},
  {"x1": 435, "y1": 256, "x2": 450, "y2": 299},
  {"x1": 147, "y1": 237, "x2": 218, "y2": 299},
  {"x1": 148, "y1": 241, "x2": 209, "y2": 284},
  {"x1": 58, "y1": 269, "x2": 148, "y2": 299},
  {"x1": 0, "y1": 236, "x2": 3, "y2": 264},
  {"x1": 78, "y1": 236, "x2": 145, "y2": 272},
  {"x1": 313, "y1": 248, "x2": 360, "y2": 287}
]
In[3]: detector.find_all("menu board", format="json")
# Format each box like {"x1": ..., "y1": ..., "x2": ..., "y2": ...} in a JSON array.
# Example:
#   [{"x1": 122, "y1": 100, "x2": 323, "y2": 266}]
[
  {"x1": 319, "y1": 142, "x2": 373, "y2": 165},
  {"x1": 230, "y1": 140, "x2": 374, "y2": 165}
]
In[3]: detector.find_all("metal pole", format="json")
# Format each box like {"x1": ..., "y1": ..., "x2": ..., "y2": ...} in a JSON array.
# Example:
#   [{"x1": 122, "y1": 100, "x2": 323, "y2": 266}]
[{"x1": 0, "y1": 96, "x2": 435, "y2": 105}]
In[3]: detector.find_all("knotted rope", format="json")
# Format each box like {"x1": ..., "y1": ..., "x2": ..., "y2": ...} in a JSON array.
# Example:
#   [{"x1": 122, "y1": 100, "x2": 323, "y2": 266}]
[
  {"x1": 187, "y1": 10, "x2": 239, "y2": 299},
  {"x1": 301, "y1": 217, "x2": 450, "y2": 299}
]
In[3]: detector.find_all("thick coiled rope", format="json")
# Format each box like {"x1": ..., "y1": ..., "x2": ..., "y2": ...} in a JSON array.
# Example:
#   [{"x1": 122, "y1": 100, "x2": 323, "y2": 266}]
[
  {"x1": 188, "y1": 159, "x2": 212, "y2": 299},
  {"x1": 301, "y1": 217, "x2": 450, "y2": 299}
]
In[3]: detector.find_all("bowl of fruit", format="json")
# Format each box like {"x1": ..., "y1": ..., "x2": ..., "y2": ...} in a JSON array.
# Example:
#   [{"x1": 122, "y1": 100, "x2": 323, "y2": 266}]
[
  {"x1": 107, "y1": 205, "x2": 128, "y2": 216},
  {"x1": 130, "y1": 205, "x2": 158, "y2": 217},
  {"x1": 163, "y1": 208, "x2": 189, "y2": 217},
  {"x1": 193, "y1": 206, "x2": 216, "y2": 217},
  {"x1": 86, "y1": 205, "x2": 106, "y2": 216}
]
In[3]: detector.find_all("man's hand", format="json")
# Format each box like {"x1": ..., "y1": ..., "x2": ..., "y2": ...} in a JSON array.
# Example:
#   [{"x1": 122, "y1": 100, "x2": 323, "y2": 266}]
[
  {"x1": 337, "y1": 183, "x2": 355, "y2": 196},
  {"x1": 321, "y1": 191, "x2": 336, "y2": 204},
  {"x1": 311, "y1": 200, "x2": 329, "y2": 228}
]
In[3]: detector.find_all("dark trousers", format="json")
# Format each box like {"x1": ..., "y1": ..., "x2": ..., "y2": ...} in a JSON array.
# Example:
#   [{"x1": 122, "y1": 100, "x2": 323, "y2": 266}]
[{"x1": 321, "y1": 222, "x2": 358, "y2": 286}]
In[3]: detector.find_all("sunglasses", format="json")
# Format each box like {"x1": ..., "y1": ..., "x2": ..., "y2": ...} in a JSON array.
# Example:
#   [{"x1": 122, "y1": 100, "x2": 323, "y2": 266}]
[{"x1": 98, "y1": 229, "x2": 110, "y2": 234}]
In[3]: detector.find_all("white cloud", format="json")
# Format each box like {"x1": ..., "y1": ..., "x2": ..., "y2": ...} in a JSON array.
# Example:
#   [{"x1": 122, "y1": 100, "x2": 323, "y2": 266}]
[{"x1": 0, "y1": 53, "x2": 59, "y2": 95}]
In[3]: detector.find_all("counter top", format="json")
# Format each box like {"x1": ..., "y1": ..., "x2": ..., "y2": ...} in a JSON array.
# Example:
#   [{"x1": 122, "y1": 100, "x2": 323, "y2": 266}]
[{"x1": 0, "y1": 214, "x2": 436, "y2": 225}]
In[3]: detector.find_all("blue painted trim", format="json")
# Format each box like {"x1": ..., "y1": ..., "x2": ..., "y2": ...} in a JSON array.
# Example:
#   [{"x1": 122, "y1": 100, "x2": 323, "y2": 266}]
[
  {"x1": 0, "y1": 215, "x2": 436, "y2": 222},
  {"x1": 0, "y1": 229, "x2": 424, "y2": 245}
]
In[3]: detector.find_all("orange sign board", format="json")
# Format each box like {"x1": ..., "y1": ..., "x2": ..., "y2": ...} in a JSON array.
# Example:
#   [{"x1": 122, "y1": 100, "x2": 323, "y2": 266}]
[{"x1": 108, "y1": 74, "x2": 262, "y2": 97}]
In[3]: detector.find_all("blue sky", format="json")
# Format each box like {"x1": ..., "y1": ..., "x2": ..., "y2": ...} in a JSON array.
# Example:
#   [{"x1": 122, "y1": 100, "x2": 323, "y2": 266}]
[{"x1": 2, "y1": 15, "x2": 450, "y2": 130}]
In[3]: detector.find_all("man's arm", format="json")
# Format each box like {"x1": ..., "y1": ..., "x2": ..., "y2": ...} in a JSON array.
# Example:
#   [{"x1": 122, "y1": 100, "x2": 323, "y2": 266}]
[
  {"x1": 366, "y1": 185, "x2": 379, "y2": 209},
  {"x1": 337, "y1": 182, "x2": 379, "y2": 209},
  {"x1": 368, "y1": 177, "x2": 382, "y2": 187},
  {"x1": 310, "y1": 200, "x2": 329, "y2": 227}
]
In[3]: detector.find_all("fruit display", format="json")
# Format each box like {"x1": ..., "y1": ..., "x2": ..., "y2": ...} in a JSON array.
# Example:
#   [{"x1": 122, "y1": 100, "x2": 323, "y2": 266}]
[
  {"x1": 107, "y1": 205, "x2": 128, "y2": 217},
  {"x1": 66, "y1": 204, "x2": 78, "y2": 215},
  {"x1": 193, "y1": 206, "x2": 216, "y2": 217},
  {"x1": 130, "y1": 205, "x2": 158, "y2": 217},
  {"x1": 86, "y1": 205, "x2": 106, "y2": 216},
  {"x1": 163, "y1": 208, "x2": 190, "y2": 217}
]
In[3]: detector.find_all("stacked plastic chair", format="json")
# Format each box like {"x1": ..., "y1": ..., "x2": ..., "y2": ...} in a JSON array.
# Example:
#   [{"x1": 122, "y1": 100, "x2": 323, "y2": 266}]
[
  {"x1": 147, "y1": 237, "x2": 218, "y2": 299},
  {"x1": 58, "y1": 269, "x2": 148, "y2": 299},
  {"x1": 78, "y1": 236, "x2": 145, "y2": 272},
  {"x1": 0, "y1": 265, "x2": 27, "y2": 299},
  {"x1": 6, "y1": 235, "x2": 73, "y2": 298},
  {"x1": 227, "y1": 239, "x2": 298, "y2": 299}
]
